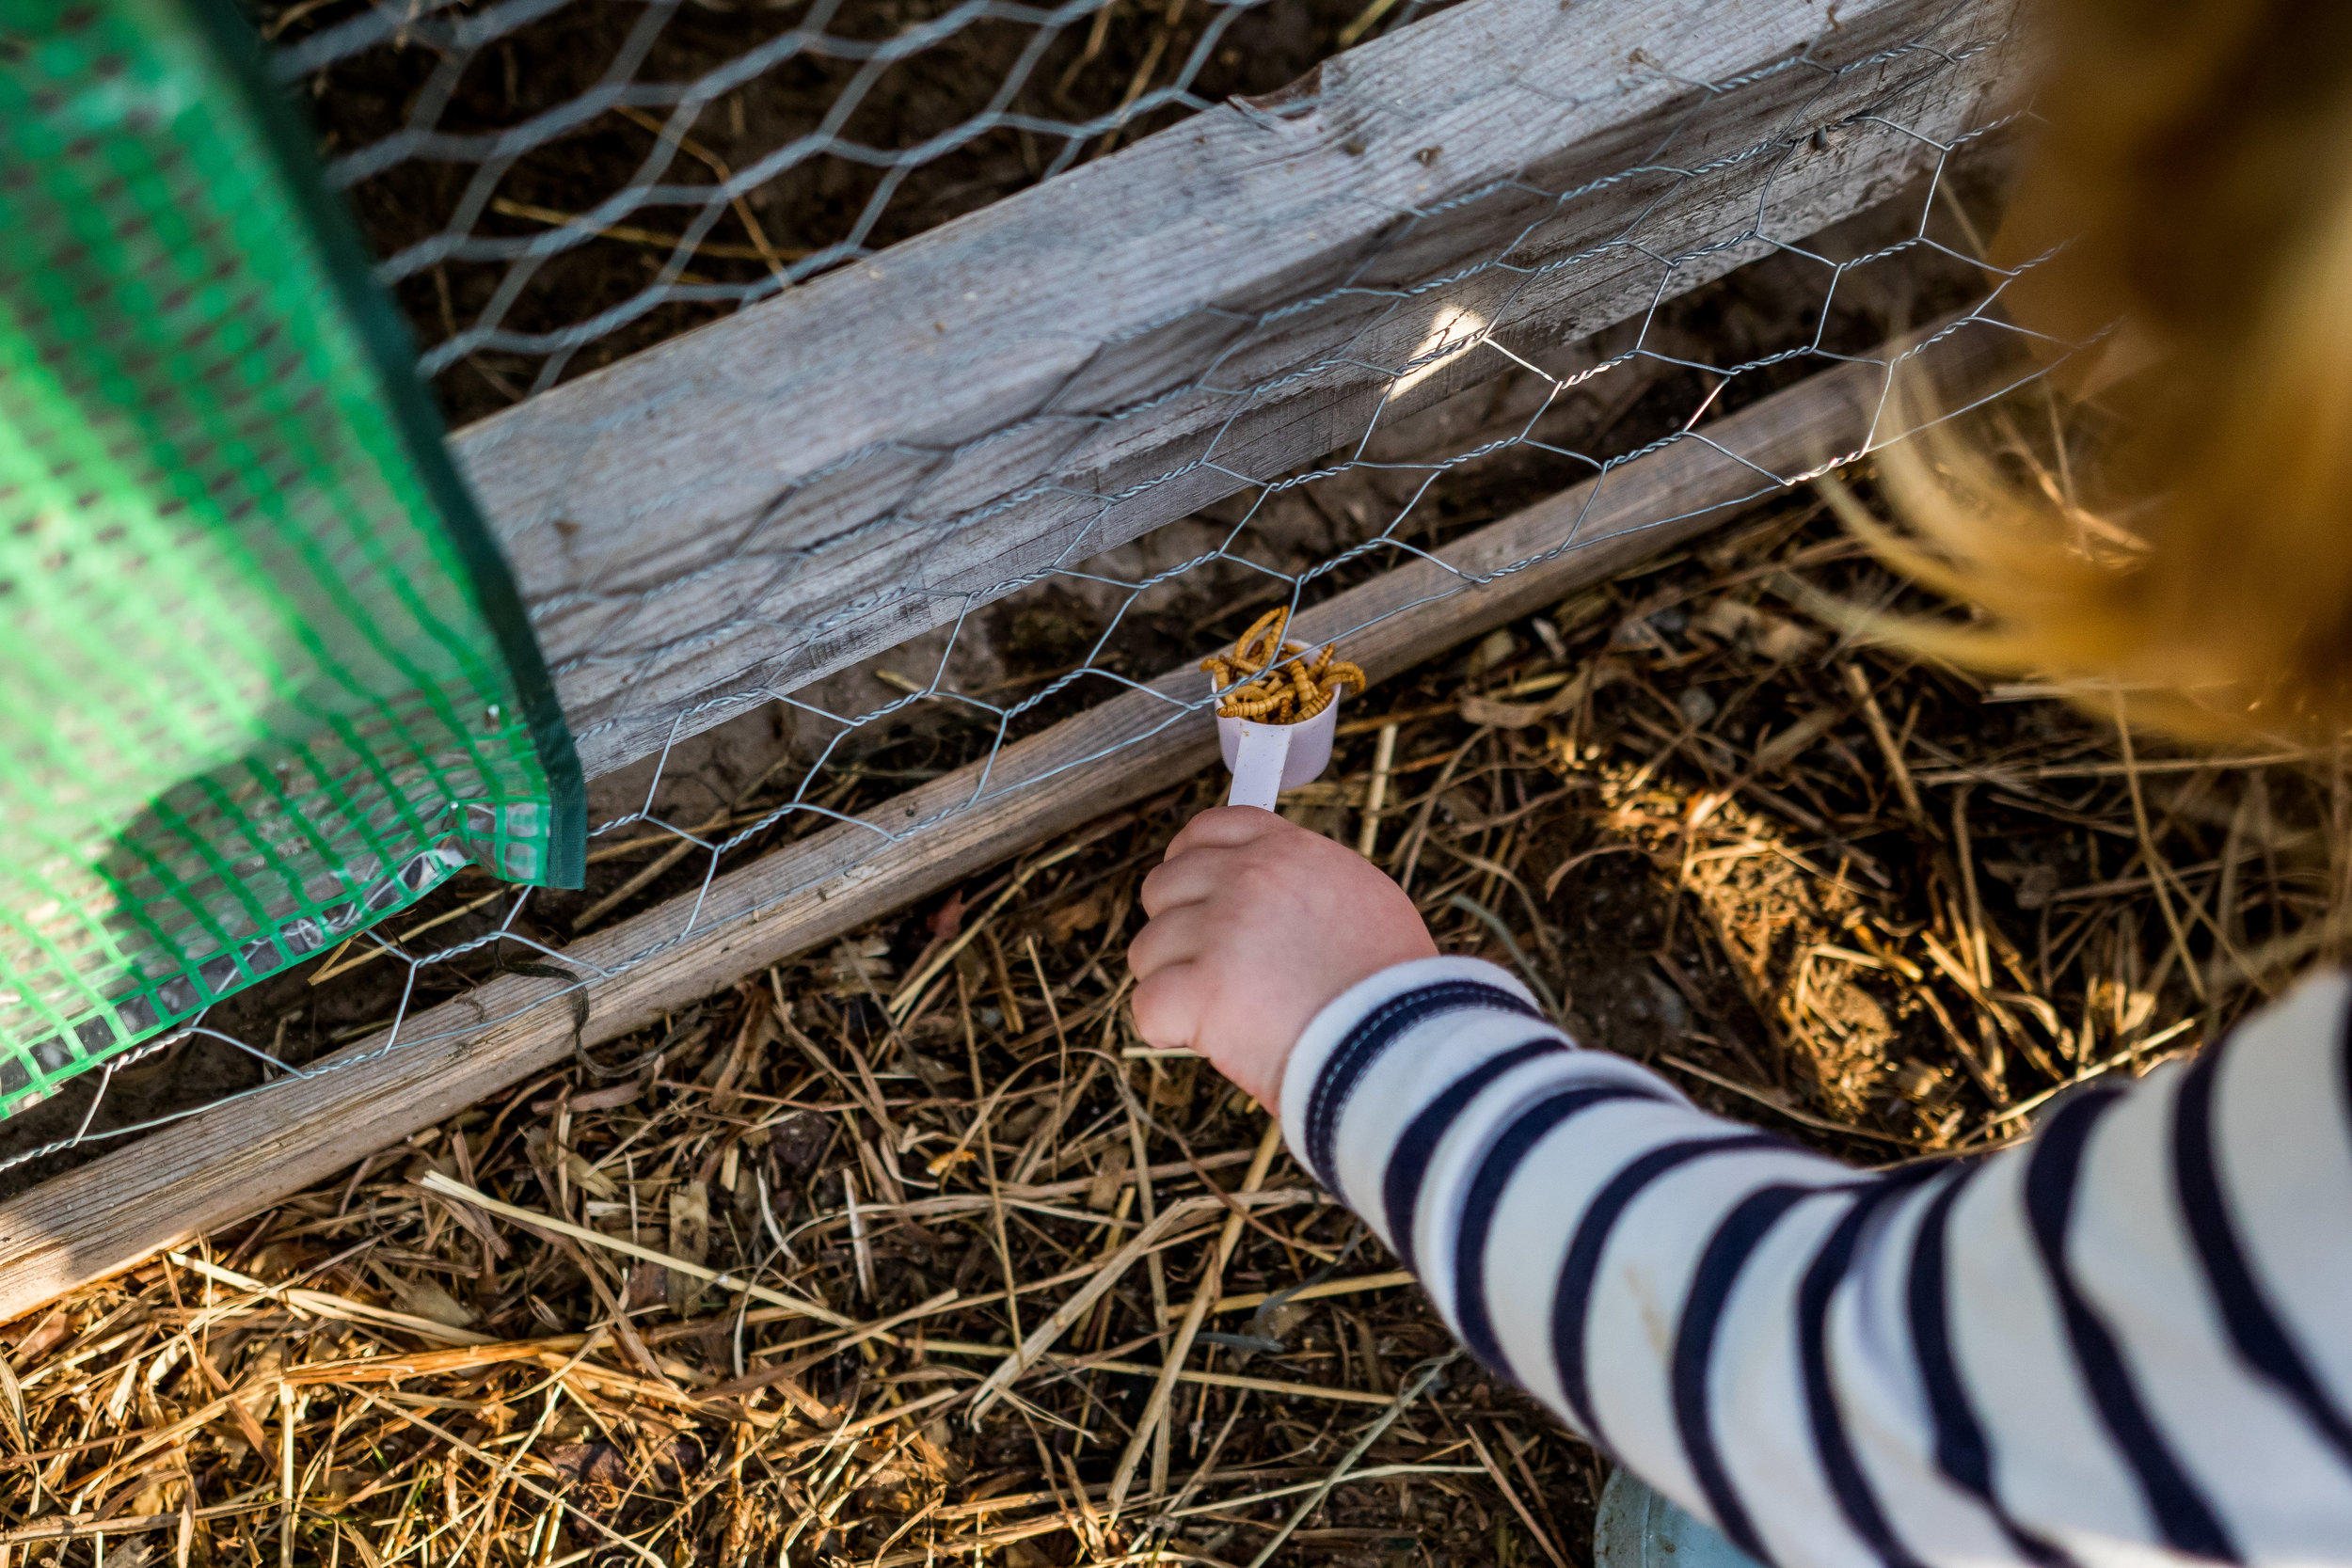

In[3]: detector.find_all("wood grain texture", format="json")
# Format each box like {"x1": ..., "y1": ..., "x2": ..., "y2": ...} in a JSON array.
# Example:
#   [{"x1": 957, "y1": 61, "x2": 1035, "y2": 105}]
[
  {"x1": 454, "y1": 0, "x2": 2023, "y2": 777},
  {"x1": 0, "y1": 318, "x2": 2031, "y2": 1324}
]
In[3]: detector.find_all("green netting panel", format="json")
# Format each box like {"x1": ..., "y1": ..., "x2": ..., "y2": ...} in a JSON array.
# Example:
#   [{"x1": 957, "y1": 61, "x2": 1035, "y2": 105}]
[{"x1": 0, "y1": 0, "x2": 585, "y2": 1117}]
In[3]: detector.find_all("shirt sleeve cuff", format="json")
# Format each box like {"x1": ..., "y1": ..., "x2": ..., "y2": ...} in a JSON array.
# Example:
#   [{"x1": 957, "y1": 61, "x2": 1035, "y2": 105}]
[{"x1": 1277, "y1": 955, "x2": 1548, "y2": 1180}]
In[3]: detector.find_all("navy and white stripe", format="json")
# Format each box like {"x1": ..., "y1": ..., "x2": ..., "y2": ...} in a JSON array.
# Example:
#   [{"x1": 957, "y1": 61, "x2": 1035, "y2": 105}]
[{"x1": 1279, "y1": 958, "x2": 2352, "y2": 1566}]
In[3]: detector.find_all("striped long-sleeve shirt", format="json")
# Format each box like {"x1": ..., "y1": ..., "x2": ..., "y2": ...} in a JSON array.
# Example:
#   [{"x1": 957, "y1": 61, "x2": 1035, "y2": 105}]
[{"x1": 1276, "y1": 955, "x2": 2352, "y2": 1566}]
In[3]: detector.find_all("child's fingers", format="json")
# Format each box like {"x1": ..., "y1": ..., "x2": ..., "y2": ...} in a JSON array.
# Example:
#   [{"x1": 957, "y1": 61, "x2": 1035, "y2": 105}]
[
  {"x1": 1139, "y1": 842, "x2": 1255, "y2": 916},
  {"x1": 1138, "y1": 855, "x2": 1204, "y2": 919},
  {"x1": 1129, "y1": 960, "x2": 1207, "y2": 1052},
  {"x1": 1125, "y1": 901, "x2": 1222, "y2": 980},
  {"x1": 1165, "y1": 804, "x2": 1290, "y2": 859}
]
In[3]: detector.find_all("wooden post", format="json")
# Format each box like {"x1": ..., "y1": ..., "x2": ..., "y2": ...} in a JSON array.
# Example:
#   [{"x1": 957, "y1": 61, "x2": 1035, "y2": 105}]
[{"x1": 0, "y1": 319, "x2": 2033, "y2": 1325}]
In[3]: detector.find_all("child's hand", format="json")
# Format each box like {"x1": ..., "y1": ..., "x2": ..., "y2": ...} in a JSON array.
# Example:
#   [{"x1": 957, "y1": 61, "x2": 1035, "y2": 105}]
[{"x1": 1128, "y1": 807, "x2": 1438, "y2": 1107}]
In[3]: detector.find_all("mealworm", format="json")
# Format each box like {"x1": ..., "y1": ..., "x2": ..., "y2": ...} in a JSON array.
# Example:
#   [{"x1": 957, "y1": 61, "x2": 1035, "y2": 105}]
[{"x1": 1207, "y1": 611, "x2": 1359, "y2": 722}]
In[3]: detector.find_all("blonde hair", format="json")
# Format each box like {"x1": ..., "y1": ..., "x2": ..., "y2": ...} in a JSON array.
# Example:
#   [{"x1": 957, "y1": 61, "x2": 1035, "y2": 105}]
[{"x1": 1851, "y1": 0, "x2": 2352, "y2": 744}]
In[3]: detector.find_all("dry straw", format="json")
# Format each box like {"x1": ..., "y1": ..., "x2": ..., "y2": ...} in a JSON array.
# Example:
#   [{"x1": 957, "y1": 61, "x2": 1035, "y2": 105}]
[{"x1": 3, "y1": 499, "x2": 2341, "y2": 1564}]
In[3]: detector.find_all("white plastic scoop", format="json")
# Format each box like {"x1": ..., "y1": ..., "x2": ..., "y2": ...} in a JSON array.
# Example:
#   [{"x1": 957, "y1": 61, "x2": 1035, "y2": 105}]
[{"x1": 1214, "y1": 643, "x2": 1345, "y2": 811}]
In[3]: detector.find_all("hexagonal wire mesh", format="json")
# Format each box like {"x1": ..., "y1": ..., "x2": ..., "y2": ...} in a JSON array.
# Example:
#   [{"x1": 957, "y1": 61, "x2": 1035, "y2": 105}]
[
  {"x1": 0, "y1": 0, "x2": 2064, "y2": 1188},
  {"x1": 285, "y1": 0, "x2": 1466, "y2": 425}
]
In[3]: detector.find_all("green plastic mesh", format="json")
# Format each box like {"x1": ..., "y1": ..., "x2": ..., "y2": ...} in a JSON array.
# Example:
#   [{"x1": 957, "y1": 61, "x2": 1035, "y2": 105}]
[{"x1": 0, "y1": 0, "x2": 584, "y2": 1117}]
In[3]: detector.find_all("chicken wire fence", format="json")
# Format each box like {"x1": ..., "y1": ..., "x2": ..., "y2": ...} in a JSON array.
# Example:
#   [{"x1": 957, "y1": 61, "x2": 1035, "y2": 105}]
[
  {"x1": 0, "y1": 0, "x2": 2054, "y2": 1178},
  {"x1": 274, "y1": 0, "x2": 1467, "y2": 426}
]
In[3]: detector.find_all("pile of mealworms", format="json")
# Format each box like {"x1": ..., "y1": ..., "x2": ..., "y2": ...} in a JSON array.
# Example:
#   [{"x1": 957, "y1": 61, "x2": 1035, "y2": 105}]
[{"x1": 1201, "y1": 608, "x2": 1365, "y2": 723}]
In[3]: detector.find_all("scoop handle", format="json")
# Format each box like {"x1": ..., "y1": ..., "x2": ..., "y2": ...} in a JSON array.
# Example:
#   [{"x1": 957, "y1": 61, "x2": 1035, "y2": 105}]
[{"x1": 1225, "y1": 721, "x2": 1293, "y2": 811}]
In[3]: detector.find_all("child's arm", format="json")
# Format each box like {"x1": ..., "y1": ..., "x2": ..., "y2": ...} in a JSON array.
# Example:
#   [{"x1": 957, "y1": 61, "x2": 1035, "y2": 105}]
[{"x1": 1131, "y1": 807, "x2": 2352, "y2": 1566}]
